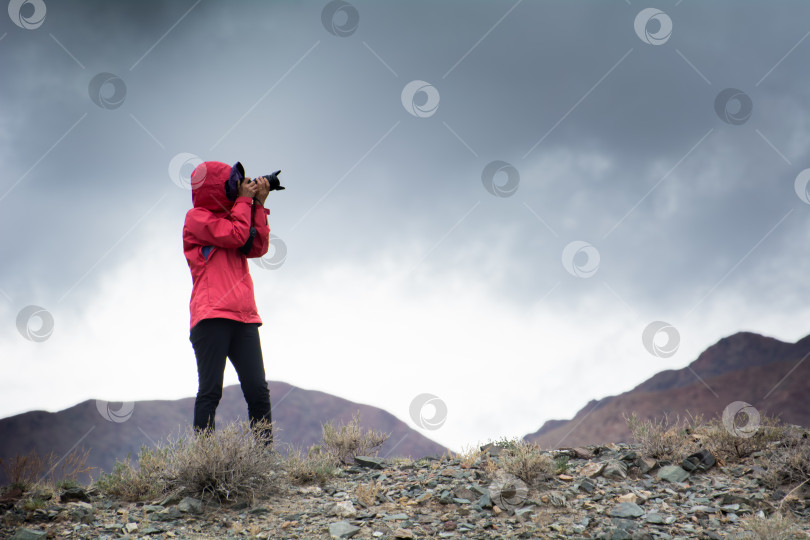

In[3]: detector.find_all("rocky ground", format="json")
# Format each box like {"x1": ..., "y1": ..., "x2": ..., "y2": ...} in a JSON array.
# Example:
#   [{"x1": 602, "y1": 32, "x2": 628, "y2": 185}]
[{"x1": 2, "y1": 442, "x2": 809, "y2": 539}]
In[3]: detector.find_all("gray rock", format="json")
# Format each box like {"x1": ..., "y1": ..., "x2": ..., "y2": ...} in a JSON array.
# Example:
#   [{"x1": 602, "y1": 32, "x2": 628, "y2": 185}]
[
  {"x1": 474, "y1": 492, "x2": 492, "y2": 509},
  {"x1": 479, "y1": 443, "x2": 503, "y2": 456},
  {"x1": 547, "y1": 490, "x2": 567, "y2": 507},
  {"x1": 610, "y1": 528, "x2": 632, "y2": 540},
  {"x1": 453, "y1": 486, "x2": 476, "y2": 500},
  {"x1": 334, "y1": 500, "x2": 357, "y2": 518},
  {"x1": 59, "y1": 487, "x2": 89, "y2": 503},
  {"x1": 249, "y1": 506, "x2": 271, "y2": 515},
  {"x1": 578, "y1": 477, "x2": 596, "y2": 493},
  {"x1": 324, "y1": 501, "x2": 357, "y2": 518},
  {"x1": 9, "y1": 529, "x2": 47, "y2": 540},
  {"x1": 158, "y1": 492, "x2": 183, "y2": 506},
  {"x1": 354, "y1": 456, "x2": 385, "y2": 469},
  {"x1": 603, "y1": 460, "x2": 628, "y2": 480},
  {"x1": 682, "y1": 450, "x2": 716, "y2": 472},
  {"x1": 67, "y1": 503, "x2": 95, "y2": 524},
  {"x1": 514, "y1": 505, "x2": 536, "y2": 519},
  {"x1": 329, "y1": 520, "x2": 361, "y2": 538},
  {"x1": 177, "y1": 496, "x2": 203, "y2": 514},
  {"x1": 610, "y1": 502, "x2": 644, "y2": 518},
  {"x1": 637, "y1": 457, "x2": 658, "y2": 475},
  {"x1": 657, "y1": 465, "x2": 690, "y2": 483},
  {"x1": 152, "y1": 506, "x2": 182, "y2": 521}
]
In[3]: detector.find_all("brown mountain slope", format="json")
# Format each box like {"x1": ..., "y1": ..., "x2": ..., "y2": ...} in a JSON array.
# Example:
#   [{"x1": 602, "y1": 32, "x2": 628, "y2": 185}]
[
  {"x1": 0, "y1": 380, "x2": 447, "y2": 484},
  {"x1": 525, "y1": 331, "x2": 810, "y2": 449}
]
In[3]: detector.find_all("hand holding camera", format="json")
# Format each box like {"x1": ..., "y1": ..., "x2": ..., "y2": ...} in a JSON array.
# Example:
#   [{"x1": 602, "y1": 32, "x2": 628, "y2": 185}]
[
  {"x1": 227, "y1": 163, "x2": 286, "y2": 205},
  {"x1": 237, "y1": 176, "x2": 260, "y2": 199},
  {"x1": 238, "y1": 170, "x2": 284, "y2": 206}
]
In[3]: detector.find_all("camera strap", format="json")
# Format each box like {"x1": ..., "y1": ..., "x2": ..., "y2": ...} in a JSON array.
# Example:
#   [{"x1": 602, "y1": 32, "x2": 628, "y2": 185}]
[{"x1": 239, "y1": 200, "x2": 257, "y2": 256}]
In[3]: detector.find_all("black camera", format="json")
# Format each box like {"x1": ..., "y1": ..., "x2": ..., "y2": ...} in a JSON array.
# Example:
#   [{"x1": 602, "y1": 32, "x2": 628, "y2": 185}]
[
  {"x1": 227, "y1": 162, "x2": 286, "y2": 202},
  {"x1": 251, "y1": 170, "x2": 285, "y2": 191}
]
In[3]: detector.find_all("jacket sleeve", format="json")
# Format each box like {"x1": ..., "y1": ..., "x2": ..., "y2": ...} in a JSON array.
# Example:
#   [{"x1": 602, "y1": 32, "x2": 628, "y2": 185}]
[
  {"x1": 184, "y1": 197, "x2": 253, "y2": 248},
  {"x1": 246, "y1": 204, "x2": 271, "y2": 258}
]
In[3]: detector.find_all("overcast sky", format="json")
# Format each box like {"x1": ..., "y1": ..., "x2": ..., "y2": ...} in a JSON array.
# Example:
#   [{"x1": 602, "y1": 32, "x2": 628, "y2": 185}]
[{"x1": 2, "y1": 0, "x2": 809, "y2": 452}]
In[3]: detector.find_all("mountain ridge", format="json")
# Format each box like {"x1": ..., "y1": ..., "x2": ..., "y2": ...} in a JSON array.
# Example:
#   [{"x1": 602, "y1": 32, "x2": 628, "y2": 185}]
[
  {"x1": 525, "y1": 331, "x2": 810, "y2": 448},
  {"x1": 0, "y1": 380, "x2": 448, "y2": 485}
]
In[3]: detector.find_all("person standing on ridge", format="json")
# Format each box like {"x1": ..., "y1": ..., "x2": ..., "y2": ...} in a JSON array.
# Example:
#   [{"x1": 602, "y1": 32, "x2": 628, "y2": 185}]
[{"x1": 182, "y1": 160, "x2": 281, "y2": 447}]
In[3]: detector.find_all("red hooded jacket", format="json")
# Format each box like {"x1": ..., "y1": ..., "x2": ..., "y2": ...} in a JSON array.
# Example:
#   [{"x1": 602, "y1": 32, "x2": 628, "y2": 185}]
[{"x1": 183, "y1": 161, "x2": 271, "y2": 330}]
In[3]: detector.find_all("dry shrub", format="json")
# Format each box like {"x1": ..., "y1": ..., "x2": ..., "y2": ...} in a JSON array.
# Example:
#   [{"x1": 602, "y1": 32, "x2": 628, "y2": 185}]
[
  {"x1": 500, "y1": 440, "x2": 555, "y2": 486},
  {"x1": 95, "y1": 419, "x2": 279, "y2": 503},
  {"x1": 624, "y1": 412, "x2": 701, "y2": 461},
  {"x1": 483, "y1": 458, "x2": 499, "y2": 476},
  {"x1": 389, "y1": 456, "x2": 413, "y2": 467},
  {"x1": 759, "y1": 427, "x2": 810, "y2": 502},
  {"x1": 283, "y1": 444, "x2": 338, "y2": 485},
  {"x1": 165, "y1": 419, "x2": 278, "y2": 502},
  {"x1": 739, "y1": 511, "x2": 806, "y2": 540},
  {"x1": 457, "y1": 444, "x2": 484, "y2": 469},
  {"x1": 1, "y1": 446, "x2": 94, "y2": 493},
  {"x1": 355, "y1": 479, "x2": 379, "y2": 507},
  {"x1": 321, "y1": 411, "x2": 390, "y2": 466},
  {"x1": 696, "y1": 415, "x2": 787, "y2": 463},
  {"x1": 93, "y1": 453, "x2": 166, "y2": 502}
]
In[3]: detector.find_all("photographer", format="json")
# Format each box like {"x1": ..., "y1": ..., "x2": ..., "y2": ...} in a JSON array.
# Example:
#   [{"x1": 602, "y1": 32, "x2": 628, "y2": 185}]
[{"x1": 182, "y1": 161, "x2": 279, "y2": 448}]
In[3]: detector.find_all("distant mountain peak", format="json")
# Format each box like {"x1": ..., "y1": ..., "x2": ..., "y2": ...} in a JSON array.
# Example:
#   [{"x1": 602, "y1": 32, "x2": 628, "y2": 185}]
[{"x1": 524, "y1": 331, "x2": 810, "y2": 449}]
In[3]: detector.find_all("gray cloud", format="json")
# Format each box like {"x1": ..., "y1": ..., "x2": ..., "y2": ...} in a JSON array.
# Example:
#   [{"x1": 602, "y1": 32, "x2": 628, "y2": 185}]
[{"x1": 1, "y1": 0, "x2": 809, "y2": 341}]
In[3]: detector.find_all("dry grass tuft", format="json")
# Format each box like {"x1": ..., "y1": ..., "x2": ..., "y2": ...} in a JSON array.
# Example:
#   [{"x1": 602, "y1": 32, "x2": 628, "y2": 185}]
[
  {"x1": 354, "y1": 479, "x2": 380, "y2": 507},
  {"x1": 94, "y1": 419, "x2": 279, "y2": 503},
  {"x1": 283, "y1": 444, "x2": 339, "y2": 485},
  {"x1": 457, "y1": 444, "x2": 485, "y2": 469},
  {"x1": 695, "y1": 415, "x2": 788, "y2": 463},
  {"x1": 499, "y1": 440, "x2": 555, "y2": 486},
  {"x1": 739, "y1": 511, "x2": 806, "y2": 540},
  {"x1": 321, "y1": 411, "x2": 390, "y2": 466},
  {"x1": 1, "y1": 446, "x2": 94, "y2": 493},
  {"x1": 624, "y1": 412, "x2": 702, "y2": 461},
  {"x1": 93, "y1": 453, "x2": 166, "y2": 502}
]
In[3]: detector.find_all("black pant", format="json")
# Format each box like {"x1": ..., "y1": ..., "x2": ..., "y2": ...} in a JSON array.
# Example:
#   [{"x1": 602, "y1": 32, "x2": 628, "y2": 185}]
[{"x1": 190, "y1": 318, "x2": 272, "y2": 444}]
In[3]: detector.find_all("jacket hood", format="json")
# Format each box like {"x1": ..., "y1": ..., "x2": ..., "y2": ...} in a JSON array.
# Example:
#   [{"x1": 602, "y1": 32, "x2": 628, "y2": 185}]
[{"x1": 191, "y1": 161, "x2": 233, "y2": 214}]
